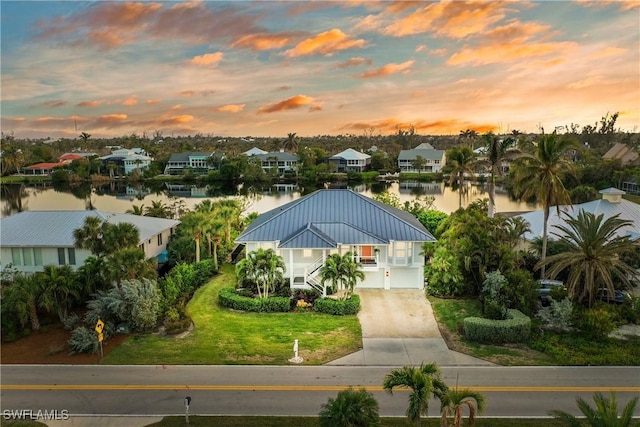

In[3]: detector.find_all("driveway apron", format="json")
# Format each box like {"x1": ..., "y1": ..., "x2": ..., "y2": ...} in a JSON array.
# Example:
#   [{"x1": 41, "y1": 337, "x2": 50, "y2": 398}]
[{"x1": 327, "y1": 289, "x2": 492, "y2": 366}]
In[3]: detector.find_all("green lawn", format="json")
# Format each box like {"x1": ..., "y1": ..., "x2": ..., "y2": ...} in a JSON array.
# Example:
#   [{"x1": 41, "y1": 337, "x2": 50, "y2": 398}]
[
  {"x1": 429, "y1": 296, "x2": 640, "y2": 366},
  {"x1": 102, "y1": 265, "x2": 362, "y2": 365}
]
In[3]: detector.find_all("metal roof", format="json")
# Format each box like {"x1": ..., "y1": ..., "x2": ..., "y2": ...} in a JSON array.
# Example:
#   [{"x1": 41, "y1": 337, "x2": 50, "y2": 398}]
[
  {"x1": 398, "y1": 148, "x2": 445, "y2": 161},
  {"x1": 329, "y1": 148, "x2": 371, "y2": 161},
  {"x1": 253, "y1": 152, "x2": 298, "y2": 161},
  {"x1": 167, "y1": 152, "x2": 215, "y2": 162},
  {"x1": 237, "y1": 189, "x2": 435, "y2": 249},
  {"x1": 518, "y1": 197, "x2": 640, "y2": 241},
  {"x1": 0, "y1": 211, "x2": 180, "y2": 248}
]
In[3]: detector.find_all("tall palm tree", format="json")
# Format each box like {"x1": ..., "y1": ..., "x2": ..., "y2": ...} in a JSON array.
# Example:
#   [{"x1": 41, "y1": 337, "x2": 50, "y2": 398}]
[
  {"x1": 103, "y1": 222, "x2": 140, "y2": 253},
  {"x1": 126, "y1": 204, "x2": 146, "y2": 216},
  {"x1": 319, "y1": 252, "x2": 364, "y2": 299},
  {"x1": 341, "y1": 253, "x2": 365, "y2": 300},
  {"x1": 440, "y1": 385, "x2": 486, "y2": 427},
  {"x1": 236, "y1": 248, "x2": 285, "y2": 299},
  {"x1": 145, "y1": 200, "x2": 171, "y2": 218},
  {"x1": 538, "y1": 211, "x2": 639, "y2": 308},
  {"x1": 0, "y1": 144, "x2": 25, "y2": 176},
  {"x1": 383, "y1": 363, "x2": 448, "y2": 427},
  {"x1": 74, "y1": 216, "x2": 106, "y2": 256},
  {"x1": 319, "y1": 387, "x2": 381, "y2": 427},
  {"x1": 477, "y1": 133, "x2": 518, "y2": 218},
  {"x1": 283, "y1": 132, "x2": 298, "y2": 153},
  {"x1": 550, "y1": 392, "x2": 638, "y2": 427},
  {"x1": 443, "y1": 147, "x2": 476, "y2": 209},
  {"x1": 320, "y1": 253, "x2": 343, "y2": 297},
  {"x1": 511, "y1": 132, "x2": 576, "y2": 279},
  {"x1": 5, "y1": 274, "x2": 52, "y2": 332}
]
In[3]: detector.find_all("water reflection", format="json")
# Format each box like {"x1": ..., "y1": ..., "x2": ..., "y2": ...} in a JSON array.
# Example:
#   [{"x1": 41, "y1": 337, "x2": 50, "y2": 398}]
[{"x1": 0, "y1": 180, "x2": 540, "y2": 218}]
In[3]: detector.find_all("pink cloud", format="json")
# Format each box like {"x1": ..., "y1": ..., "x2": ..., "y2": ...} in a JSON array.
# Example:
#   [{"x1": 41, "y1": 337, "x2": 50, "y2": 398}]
[
  {"x1": 232, "y1": 33, "x2": 294, "y2": 51},
  {"x1": 145, "y1": 99, "x2": 162, "y2": 105},
  {"x1": 190, "y1": 52, "x2": 223, "y2": 66},
  {"x1": 336, "y1": 57, "x2": 373, "y2": 69},
  {"x1": 283, "y1": 29, "x2": 366, "y2": 57},
  {"x1": 77, "y1": 100, "x2": 102, "y2": 108},
  {"x1": 95, "y1": 114, "x2": 128, "y2": 127},
  {"x1": 122, "y1": 95, "x2": 138, "y2": 106},
  {"x1": 216, "y1": 104, "x2": 245, "y2": 113},
  {"x1": 161, "y1": 115, "x2": 194, "y2": 125}
]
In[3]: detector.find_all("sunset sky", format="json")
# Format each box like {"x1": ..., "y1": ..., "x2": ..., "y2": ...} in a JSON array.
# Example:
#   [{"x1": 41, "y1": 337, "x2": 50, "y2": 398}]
[{"x1": 1, "y1": 1, "x2": 638, "y2": 140}]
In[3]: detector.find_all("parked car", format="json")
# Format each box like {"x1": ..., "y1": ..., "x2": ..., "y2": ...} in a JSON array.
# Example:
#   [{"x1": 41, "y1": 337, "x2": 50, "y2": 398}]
[
  {"x1": 536, "y1": 279, "x2": 566, "y2": 305},
  {"x1": 597, "y1": 288, "x2": 631, "y2": 304}
]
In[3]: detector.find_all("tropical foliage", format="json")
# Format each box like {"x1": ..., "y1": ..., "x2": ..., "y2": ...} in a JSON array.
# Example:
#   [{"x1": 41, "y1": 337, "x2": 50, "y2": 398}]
[
  {"x1": 236, "y1": 248, "x2": 286, "y2": 299},
  {"x1": 319, "y1": 252, "x2": 365, "y2": 299},
  {"x1": 440, "y1": 384, "x2": 486, "y2": 427},
  {"x1": 319, "y1": 387, "x2": 381, "y2": 427},
  {"x1": 550, "y1": 392, "x2": 639, "y2": 427}
]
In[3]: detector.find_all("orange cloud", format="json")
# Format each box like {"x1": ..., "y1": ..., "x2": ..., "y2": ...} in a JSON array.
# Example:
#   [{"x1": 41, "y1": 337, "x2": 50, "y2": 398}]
[
  {"x1": 232, "y1": 33, "x2": 293, "y2": 51},
  {"x1": 455, "y1": 78, "x2": 476, "y2": 84},
  {"x1": 161, "y1": 115, "x2": 194, "y2": 125},
  {"x1": 336, "y1": 57, "x2": 373, "y2": 69},
  {"x1": 180, "y1": 91, "x2": 195, "y2": 97},
  {"x1": 85, "y1": 30, "x2": 125, "y2": 49},
  {"x1": 216, "y1": 104, "x2": 245, "y2": 113},
  {"x1": 258, "y1": 95, "x2": 315, "y2": 114},
  {"x1": 283, "y1": 29, "x2": 365, "y2": 57},
  {"x1": 123, "y1": 95, "x2": 138, "y2": 106},
  {"x1": 190, "y1": 52, "x2": 223, "y2": 66},
  {"x1": 340, "y1": 117, "x2": 498, "y2": 134},
  {"x1": 568, "y1": 75, "x2": 603, "y2": 89},
  {"x1": 588, "y1": 46, "x2": 627, "y2": 59},
  {"x1": 77, "y1": 100, "x2": 102, "y2": 108},
  {"x1": 96, "y1": 114, "x2": 127, "y2": 125},
  {"x1": 145, "y1": 99, "x2": 162, "y2": 105},
  {"x1": 448, "y1": 40, "x2": 577, "y2": 66},
  {"x1": 85, "y1": 2, "x2": 163, "y2": 27},
  {"x1": 358, "y1": 60, "x2": 414, "y2": 78},
  {"x1": 309, "y1": 104, "x2": 322, "y2": 112}
]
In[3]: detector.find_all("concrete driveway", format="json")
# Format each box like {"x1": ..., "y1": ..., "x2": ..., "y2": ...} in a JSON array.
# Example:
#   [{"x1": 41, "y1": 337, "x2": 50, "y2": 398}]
[{"x1": 327, "y1": 289, "x2": 493, "y2": 366}]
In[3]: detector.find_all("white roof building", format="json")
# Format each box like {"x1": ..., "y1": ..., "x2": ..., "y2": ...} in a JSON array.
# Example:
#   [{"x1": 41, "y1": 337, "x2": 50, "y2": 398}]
[{"x1": 518, "y1": 188, "x2": 640, "y2": 242}]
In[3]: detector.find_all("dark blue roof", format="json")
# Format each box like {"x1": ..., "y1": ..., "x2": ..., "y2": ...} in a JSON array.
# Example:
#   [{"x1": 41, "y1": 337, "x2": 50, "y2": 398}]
[{"x1": 237, "y1": 189, "x2": 435, "y2": 248}]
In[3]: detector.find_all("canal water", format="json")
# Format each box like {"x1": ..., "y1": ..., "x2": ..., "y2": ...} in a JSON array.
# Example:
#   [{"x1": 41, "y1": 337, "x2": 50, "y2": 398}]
[{"x1": 0, "y1": 180, "x2": 540, "y2": 218}]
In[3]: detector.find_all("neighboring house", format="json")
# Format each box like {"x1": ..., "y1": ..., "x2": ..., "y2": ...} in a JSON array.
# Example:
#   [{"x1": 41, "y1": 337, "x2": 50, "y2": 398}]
[
  {"x1": 603, "y1": 143, "x2": 639, "y2": 166},
  {"x1": 252, "y1": 151, "x2": 298, "y2": 174},
  {"x1": 22, "y1": 152, "x2": 98, "y2": 175},
  {"x1": 164, "y1": 152, "x2": 221, "y2": 175},
  {"x1": 243, "y1": 147, "x2": 268, "y2": 156},
  {"x1": 100, "y1": 149, "x2": 152, "y2": 175},
  {"x1": 235, "y1": 189, "x2": 436, "y2": 291},
  {"x1": 517, "y1": 188, "x2": 640, "y2": 245},
  {"x1": 0, "y1": 210, "x2": 180, "y2": 274},
  {"x1": 398, "y1": 143, "x2": 446, "y2": 173},
  {"x1": 328, "y1": 148, "x2": 371, "y2": 172}
]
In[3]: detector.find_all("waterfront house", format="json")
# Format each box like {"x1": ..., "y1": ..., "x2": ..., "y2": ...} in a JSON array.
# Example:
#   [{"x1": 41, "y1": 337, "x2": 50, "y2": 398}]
[
  {"x1": 398, "y1": 143, "x2": 446, "y2": 173},
  {"x1": 100, "y1": 149, "x2": 152, "y2": 175},
  {"x1": 0, "y1": 211, "x2": 180, "y2": 274},
  {"x1": 164, "y1": 151, "x2": 222, "y2": 175},
  {"x1": 243, "y1": 147, "x2": 268, "y2": 156},
  {"x1": 328, "y1": 148, "x2": 371, "y2": 172},
  {"x1": 252, "y1": 151, "x2": 298, "y2": 174},
  {"x1": 235, "y1": 189, "x2": 435, "y2": 291}
]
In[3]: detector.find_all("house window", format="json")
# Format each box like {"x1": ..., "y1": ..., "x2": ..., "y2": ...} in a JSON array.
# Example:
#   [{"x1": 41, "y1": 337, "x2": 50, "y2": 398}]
[
  {"x1": 34, "y1": 248, "x2": 43, "y2": 266},
  {"x1": 68, "y1": 248, "x2": 76, "y2": 265},
  {"x1": 303, "y1": 249, "x2": 313, "y2": 258},
  {"x1": 157, "y1": 234, "x2": 163, "y2": 245},
  {"x1": 140, "y1": 244, "x2": 145, "y2": 251},
  {"x1": 11, "y1": 248, "x2": 22, "y2": 266},
  {"x1": 58, "y1": 248, "x2": 66, "y2": 265},
  {"x1": 22, "y1": 249, "x2": 33, "y2": 266}
]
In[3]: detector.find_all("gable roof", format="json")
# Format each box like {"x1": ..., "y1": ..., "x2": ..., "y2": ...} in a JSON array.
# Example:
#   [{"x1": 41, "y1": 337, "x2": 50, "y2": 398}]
[
  {"x1": 398, "y1": 148, "x2": 445, "y2": 161},
  {"x1": 603, "y1": 143, "x2": 639, "y2": 165},
  {"x1": 0, "y1": 211, "x2": 180, "y2": 248},
  {"x1": 237, "y1": 189, "x2": 435, "y2": 248},
  {"x1": 244, "y1": 147, "x2": 268, "y2": 156},
  {"x1": 329, "y1": 148, "x2": 371, "y2": 161},
  {"x1": 518, "y1": 190, "x2": 640, "y2": 242},
  {"x1": 253, "y1": 152, "x2": 298, "y2": 161}
]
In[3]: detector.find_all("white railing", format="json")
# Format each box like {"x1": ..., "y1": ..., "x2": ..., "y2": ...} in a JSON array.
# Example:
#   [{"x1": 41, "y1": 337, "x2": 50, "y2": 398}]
[{"x1": 305, "y1": 255, "x2": 325, "y2": 277}]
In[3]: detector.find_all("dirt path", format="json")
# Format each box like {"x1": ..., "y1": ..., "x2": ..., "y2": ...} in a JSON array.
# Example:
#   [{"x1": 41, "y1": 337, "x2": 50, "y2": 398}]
[{"x1": 356, "y1": 289, "x2": 442, "y2": 338}]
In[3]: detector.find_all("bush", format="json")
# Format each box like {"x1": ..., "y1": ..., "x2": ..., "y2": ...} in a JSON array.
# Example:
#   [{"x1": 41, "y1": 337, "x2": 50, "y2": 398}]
[
  {"x1": 291, "y1": 289, "x2": 321, "y2": 309},
  {"x1": 573, "y1": 304, "x2": 617, "y2": 338},
  {"x1": 537, "y1": 298, "x2": 573, "y2": 331},
  {"x1": 164, "y1": 316, "x2": 192, "y2": 335},
  {"x1": 218, "y1": 288, "x2": 291, "y2": 313},
  {"x1": 62, "y1": 313, "x2": 81, "y2": 331},
  {"x1": 314, "y1": 295, "x2": 360, "y2": 315},
  {"x1": 68, "y1": 326, "x2": 100, "y2": 355},
  {"x1": 319, "y1": 387, "x2": 381, "y2": 427},
  {"x1": 464, "y1": 309, "x2": 531, "y2": 343},
  {"x1": 481, "y1": 271, "x2": 509, "y2": 320}
]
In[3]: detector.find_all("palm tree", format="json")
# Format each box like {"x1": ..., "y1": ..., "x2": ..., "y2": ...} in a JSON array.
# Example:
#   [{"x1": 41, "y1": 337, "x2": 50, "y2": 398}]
[
  {"x1": 74, "y1": 216, "x2": 106, "y2": 256},
  {"x1": 341, "y1": 253, "x2": 365, "y2": 300},
  {"x1": 459, "y1": 129, "x2": 478, "y2": 149},
  {"x1": 443, "y1": 146, "x2": 476, "y2": 209},
  {"x1": 236, "y1": 248, "x2": 285, "y2": 299},
  {"x1": 319, "y1": 252, "x2": 364, "y2": 299},
  {"x1": 283, "y1": 132, "x2": 298, "y2": 153},
  {"x1": 319, "y1": 387, "x2": 381, "y2": 427},
  {"x1": 0, "y1": 144, "x2": 25, "y2": 176},
  {"x1": 550, "y1": 392, "x2": 638, "y2": 427},
  {"x1": 5, "y1": 274, "x2": 52, "y2": 331},
  {"x1": 126, "y1": 204, "x2": 146, "y2": 216},
  {"x1": 320, "y1": 253, "x2": 342, "y2": 297},
  {"x1": 38, "y1": 265, "x2": 80, "y2": 322},
  {"x1": 103, "y1": 222, "x2": 140, "y2": 253},
  {"x1": 145, "y1": 200, "x2": 171, "y2": 218},
  {"x1": 538, "y1": 211, "x2": 639, "y2": 308},
  {"x1": 412, "y1": 155, "x2": 426, "y2": 174},
  {"x1": 511, "y1": 132, "x2": 577, "y2": 279},
  {"x1": 79, "y1": 132, "x2": 91, "y2": 143},
  {"x1": 477, "y1": 133, "x2": 518, "y2": 218},
  {"x1": 383, "y1": 363, "x2": 448, "y2": 427},
  {"x1": 440, "y1": 384, "x2": 486, "y2": 427}
]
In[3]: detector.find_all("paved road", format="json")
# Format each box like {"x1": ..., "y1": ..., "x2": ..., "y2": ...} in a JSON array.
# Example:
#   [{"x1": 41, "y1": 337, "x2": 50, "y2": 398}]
[{"x1": 2, "y1": 365, "x2": 639, "y2": 422}]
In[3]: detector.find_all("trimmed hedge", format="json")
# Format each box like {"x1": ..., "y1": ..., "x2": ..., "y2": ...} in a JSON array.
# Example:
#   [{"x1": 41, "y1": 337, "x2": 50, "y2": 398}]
[
  {"x1": 463, "y1": 309, "x2": 531, "y2": 343},
  {"x1": 314, "y1": 295, "x2": 361, "y2": 315},
  {"x1": 218, "y1": 288, "x2": 290, "y2": 313}
]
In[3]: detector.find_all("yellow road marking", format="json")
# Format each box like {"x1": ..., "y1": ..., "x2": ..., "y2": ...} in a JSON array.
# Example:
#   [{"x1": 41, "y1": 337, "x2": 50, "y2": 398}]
[{"x1": 3, "y1": 385, "x2": 639, "y2": 392}]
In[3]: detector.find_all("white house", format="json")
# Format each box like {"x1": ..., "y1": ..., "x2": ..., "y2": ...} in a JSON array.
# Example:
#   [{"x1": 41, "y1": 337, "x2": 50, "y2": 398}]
[
  {"x1": 243, "y1": 147, "x2": 268, "y2": 156},
  {"x1": 398, "y1": 143, "x2": 446, "y2": 173},
  {"x1": 164, "y1": 152, "x2": 221, "y2": 175},
  {"x1": 0, "y1": 211, "x2": 180, "y2": 274},
  {"x1": 252, "y1": 151, "x2": 298, "y2": 174},
  {"x1": 100, "y1": 149, "x2": 152, "y2": 175},
  {"x1": 328, "y1": 148, "x2": 371, "y2": 172},
  {"x1": 235, "y1": 189, "x2": 436, "y2": 291},
  {"x1": 517, "y1": 188, "x2": 640, "y2": 243}
]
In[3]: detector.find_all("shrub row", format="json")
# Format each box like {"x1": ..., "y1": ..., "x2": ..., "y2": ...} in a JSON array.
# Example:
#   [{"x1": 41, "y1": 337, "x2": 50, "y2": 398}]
[
  {"x1": 218, "y1": 288, "x2": 290, "y2": 313},
  {"x1": 463, "y1": 309, "x2": 531, "y2": 343},
  {"x1": 314, "y1": 295, "x2": 361, "y2": 315}
]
